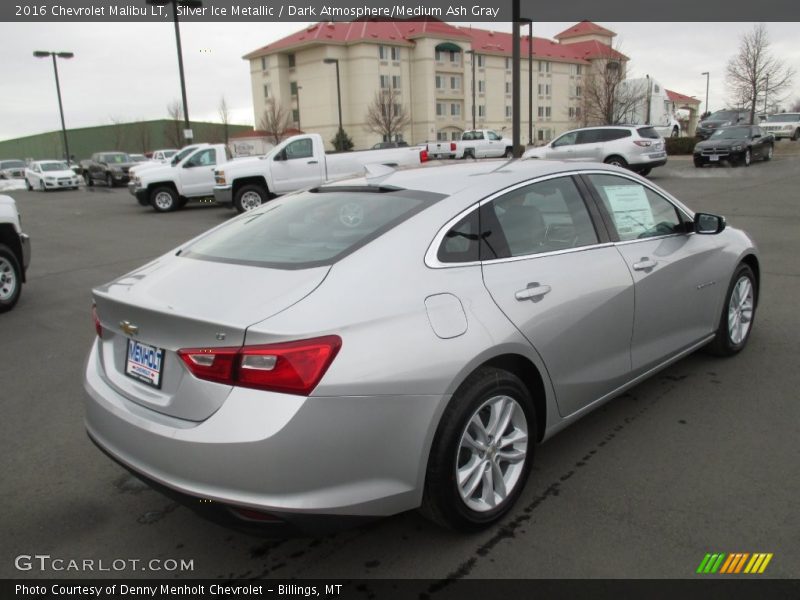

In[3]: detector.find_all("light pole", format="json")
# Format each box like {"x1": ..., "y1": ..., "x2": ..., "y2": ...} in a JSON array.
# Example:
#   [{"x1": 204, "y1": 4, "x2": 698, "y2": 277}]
[
  {"x1": 295, "y1": 85, "x2": 302, "y2": 131},
  {"x1": 323, "y1": 58, "x2": 343, "y2": 142},
  {"x1": 33, "y1": 51, "x2": 73, "y2": 162},
  {"x1": 701, "y1": 72, "x2": 710, "y2": 117},
  {"x1": 763, "y1": 74, "x2": 769, "y2": 116},
  {"x1": 146, "y1": 0, "x2": 202, "y2": 143},
  {"x1": 521, "y1": 18, "x2": 533, "y2": 145},
  {"x1": 465, "y1": 50, "x2": 477, "y2": 130}
]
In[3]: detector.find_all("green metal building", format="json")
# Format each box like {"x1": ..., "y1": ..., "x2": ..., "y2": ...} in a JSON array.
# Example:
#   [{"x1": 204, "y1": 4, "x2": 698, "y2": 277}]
[{"x1": 0, "y1": 120, "x2": 253, "y2": 161}]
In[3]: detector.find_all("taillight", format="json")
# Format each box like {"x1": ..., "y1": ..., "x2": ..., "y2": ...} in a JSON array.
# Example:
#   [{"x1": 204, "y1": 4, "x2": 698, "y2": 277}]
[
  {"x1": 419, "y1": 149, "x2": 428, "y2": 163},
  {"x1": 177, "y1": 335, "x2": 341, "y2": 396},
  {"x1": 450, "y1": 142, "x2": 456, "y2": 151},
  {"x1": 92, "y1": 304, "x2": 103, "y2": 338},
  {"x1": 633, "y1": 140, "x2": 653, "y2": 147}
]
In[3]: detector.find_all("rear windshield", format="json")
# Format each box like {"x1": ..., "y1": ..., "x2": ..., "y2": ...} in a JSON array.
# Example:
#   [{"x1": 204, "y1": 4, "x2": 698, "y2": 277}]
[
  {"x1": 182, "y1": 188, "x2": 444, "y2": 269},
  {"x1": 101, "y1": 153, "x2": 130, "y2": 163},
  {"x1": 637, "y1": 127, "x2": 660, "y2": 139},
  {"x1": 710, "y1": 127, "x2": 749, "y2": 139},
  {"x1": 766, "y1": 113, "x2": 800, "y2": 122},
  {"x1": 1, "y1": 160, "x2": 25, "y2": 169},
  {"x1": 707, "y1": 111, "x2": 738, "y2": 121}
]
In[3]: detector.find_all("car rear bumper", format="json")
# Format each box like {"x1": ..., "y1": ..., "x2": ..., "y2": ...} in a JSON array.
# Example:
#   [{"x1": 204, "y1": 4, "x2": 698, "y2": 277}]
[
  {"x1": 628, "y1": 153, "x2": 668, "y2": 168},
  {"x1": 84, "y1": 342, "x2": 441, "y2": 517}
]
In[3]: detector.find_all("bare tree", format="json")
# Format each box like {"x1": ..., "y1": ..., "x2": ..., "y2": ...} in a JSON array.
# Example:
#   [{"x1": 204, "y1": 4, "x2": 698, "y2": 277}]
[
  {"x1": 364, "y1": 88, "x2": 411, "y2": 142},
  {"x1": 258, "y1": 98, "x2": 292, "y2": 145},
  {"x1": 109, "y1": 116, "x2": 127, "y2": 150},
  {"x1": 218, "y1": 96, "x2": 231, "y2": 145},
  {"x1": 726, "y1": 24, "x2": 795, "y2": 124},
  {"x1": 579, "y1": 44, "x2": 646, "y2": 126},
  {"x1": 165, "y1": 100, "x2": 184, "y2": 148}
]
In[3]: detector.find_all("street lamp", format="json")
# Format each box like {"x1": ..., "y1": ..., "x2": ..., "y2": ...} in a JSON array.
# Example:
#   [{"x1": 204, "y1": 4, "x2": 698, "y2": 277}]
[
  {"x1": 33, "y1": 51, "x2": 74, "y2": 163},
  {"x1": 323, "y1": 58, "x2": 343, "y2": 139},
  {"x1": 146, "y1": 0, "x2": 202, "y2": 142},
  {"x1": 520, "y1": 18, "x2": 533, "y2": 145},
  {"x1": 465, "y1": 50, "x2": 477, "y2": 130},
  {"x1": 295, "y1": 85, "x2": 302, "y2": 131},
  {"x1": 701, "y1": 72, "x2": 710, "y2": 117}
]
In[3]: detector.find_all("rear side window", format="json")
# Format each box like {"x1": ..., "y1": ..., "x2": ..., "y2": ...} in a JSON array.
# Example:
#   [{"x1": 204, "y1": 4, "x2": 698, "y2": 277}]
[
  {"x1": 637, "y1": 127, "x2": 660, "y2": 139},
  {"x1": 184, "y1": 189, "x2": 442, "y2": 269},
  {"x1": 437, "y1": 210, "x2": 481, "y2": 263},
  {"x1": 587, "y1": 174, "x2": 683, "y2": 241},
  {"x1": 602, "y1": 129, "x2": 633, "y2": 141},
  {"x1": 486, "y1": 177, "x2": 599, "y2": 258}
]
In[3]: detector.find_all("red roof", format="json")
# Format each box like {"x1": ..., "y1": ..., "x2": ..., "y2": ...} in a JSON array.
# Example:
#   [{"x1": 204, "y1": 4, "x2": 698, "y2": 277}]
[
  {"x1": 666, "y1": 89, "x2": 700, "y2": 105},
  {"x1": 244, "y1": 20, "x2": 625, "y2": 65},
  {"x1": 243, "y1": 19, "x2": 468, "y2": 58},
  {"x1": 555, "y1": 21, "x2": 616, "y2": 40}
]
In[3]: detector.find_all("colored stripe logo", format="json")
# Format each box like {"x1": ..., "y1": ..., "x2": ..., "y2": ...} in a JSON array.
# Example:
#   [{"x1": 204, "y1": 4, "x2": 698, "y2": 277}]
[{"x1": 696, "y1": 553, "x2": 773, "y2": 574}]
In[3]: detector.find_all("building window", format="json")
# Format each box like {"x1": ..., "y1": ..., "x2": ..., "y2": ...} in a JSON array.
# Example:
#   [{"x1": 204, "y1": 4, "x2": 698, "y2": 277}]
[
  {"x1": 505, "y1": 82, "x2": 511, "y2": 95},
  {"x1": 545, "y1": 106, "x2": 551, "y2": 118},
  {"x1": 290, "y1": 81, "x2": 298, "y2": 96},
  {"x1": 451, "y1": 131, "x2": 460, "y2": 141},
  {"x1": 538, "y1": 60, "x2": 550, "y2": 73},
  {"x1": 378, "y1": 45, "x2": 388, "y2": 60},
  {"x1": 287, "y1": 53, "x2": 295, "y2": 68},
  {"x1": 505, "y1": 105, "x2": 512, "y2": 119},
  {"x1": 451, "y1": 103, "x2": 461, "y2": 117},
  {"x1": 392, "y1": 75, "x2": 402, "y2": 89},
  {"x1": 576, "y1": 85, "x2": 582, "y2": 97},
  {"x1": 538, "y1": 83, "x2": 551, "y2": 96},
  {"x1": 478, "y1": 105, "x2": 486, "y2": 117},
  {"x1": 477, "y1": 54, "x2": 486, "y2": 67},
  {"x1": 260, "y1": 57, "x2": 267, "y2": 71},
  {"x1": 449, "y1": 50, "x2": 461, "y2": 65},
  {"x1": 391, "y1": 47, "x2": 401, "y2": 61},
  {"x1": 478, "y1": 80, "x2": 486, "y2": 93},
  {"x1": 436, "y1": 131, "x2": 448, "y2": 141},
  {"x1": 537, "y1": 106, "x2": 544, "y2": 118},
  {"x1": 450, "y1": 76, "x2": 461, "y2": 90},
  {"x1": 263, "y1": 84, "x2": 270, "y2": 98},
  {"x1": 380, "y1": 75, "x2": 390, "y2": 89},
  {"x1": 435, "y1": 50, "x2": 443, "y2": 63},
  {"x1": 435, "y1": 75, "x2": 444, "y2": 90},
  {"x1": 292, "y1": 109, "x2": 300, "y2": 124},
  {"x1": 505, "y1": 57, "x2": 512, "y2": 70},
  {"x1": 576, "y1": 107, "x2": 582, "y2": 118},
  {"x1": 436, "y1": 102, "x2": 446, "y2": 117},
  {"x1": 569, "y1": 63, "x2": 584, "y2": 76}
]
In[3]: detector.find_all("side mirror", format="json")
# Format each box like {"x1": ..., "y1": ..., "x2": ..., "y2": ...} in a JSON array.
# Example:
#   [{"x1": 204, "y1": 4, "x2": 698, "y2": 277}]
[
  {"x1": 694, "y1": 213, "x2": 726, "y2": 235},
  {"x1": 752, "y1": 133, "x2": 761, "y2": 139}
]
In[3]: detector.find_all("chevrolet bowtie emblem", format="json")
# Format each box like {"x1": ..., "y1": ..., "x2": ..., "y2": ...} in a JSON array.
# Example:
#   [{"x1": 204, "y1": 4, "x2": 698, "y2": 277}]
[{"x1": 120, "y1": 321, "x2": 139, "y2": 336}]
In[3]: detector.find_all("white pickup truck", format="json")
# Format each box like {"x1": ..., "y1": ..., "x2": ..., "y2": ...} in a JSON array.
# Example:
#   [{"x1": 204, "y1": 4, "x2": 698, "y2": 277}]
[
  {"x1": 129, "y1": 143, "x2": 230, "y2": 212},
  {"x1": 426, "y1": 129, "x2": 513, "y2": 160},
  {"x1": 0, "y1": 195, "x2": 31, "y2": 312},
  {"x1": 214, "y1": 133, "x2": 429, "y2": 213}
]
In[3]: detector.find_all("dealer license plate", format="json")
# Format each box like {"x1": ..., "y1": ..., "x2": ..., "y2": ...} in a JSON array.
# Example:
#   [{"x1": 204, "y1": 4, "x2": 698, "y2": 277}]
[{"x1": 125, "y1": 339, "x2": 165, "y2": 388}]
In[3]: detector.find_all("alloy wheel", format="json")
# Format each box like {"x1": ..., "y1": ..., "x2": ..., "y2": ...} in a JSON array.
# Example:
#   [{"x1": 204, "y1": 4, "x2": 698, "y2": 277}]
[
  {"x1": 456, "y1": 394, "x2": 528, "y2": 512},
  {"x1": 153, "y1": 191, "x2": 174, "y2": 211},
  {"x1": 728, "y1": 276, "x2": 754, "y2": 345},
  {"x1": 240, "y1": 191, "x2": 263, "y2": 211},
  {"x1": 0, "y1": 257, "x2": 17, "y2": 301}
]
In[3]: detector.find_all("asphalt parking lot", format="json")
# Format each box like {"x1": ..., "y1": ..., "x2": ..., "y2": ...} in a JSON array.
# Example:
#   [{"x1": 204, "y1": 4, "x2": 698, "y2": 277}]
[{"x1": 2, "y1": 150, "x2": 799, "y2": 584}]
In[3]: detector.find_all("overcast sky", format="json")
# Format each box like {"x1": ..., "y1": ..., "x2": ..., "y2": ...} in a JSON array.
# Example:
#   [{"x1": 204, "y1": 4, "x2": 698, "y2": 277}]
[{"x1": 1, "y1": 21, "x2": 799, "y2": 142}]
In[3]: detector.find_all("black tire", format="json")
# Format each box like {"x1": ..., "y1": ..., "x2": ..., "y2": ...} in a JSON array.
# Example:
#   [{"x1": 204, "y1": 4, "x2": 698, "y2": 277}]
[
  {"x1": 26, "y1": 179, "x2": 33, "y2": 191},
  {"x1": 764, "y1": 144, "x2": 773, "y2": 161},
  {"x1": 637, "y1": 167, "x2": 652, "y2": 177},
  {"x1": 671, "y1": 126, "x2": 679, "y2": 138},
  {"x1": 39, "y1": 180, "x2": 47, "y2": 192},
  {"x1": 504, "y1": 147, "x2": 513, "y2": 158},
  {"x1": 420, "y1": 367, "x2": 536, "y2": 531},
  {"x1": 705, "y1": 263, "x2": 757, "y2": 357},
  {"x1": 792, "y1": 129, "x2": 800, "y2": 141},
  {"x1": 234, "y1": 184, "x2": 269, "y2": 214},
  {"x1": 0, "y1": 244, "x2": 22, "y2": 313},
  {"x1": 106, "y1": 173, "x2": 114, "y2": 187},
  {"x1": 149, "y1": 186, "x2": 179, "y2": 213},
  {"x1": 604, "y1": 155, "x2": 628, "y2": 168},
  {"x1": 463, "y1": 149, "x2": 475, "y2": 160},
  {"x1": 84, "y1": 172, "x2": 93, "y2": 187},
  {"x1": 693, "y1": 157, "x2": 704, "y2": 168},
  {"x1": 741, "y1": 149, "x2": 751, "y2": 167}
]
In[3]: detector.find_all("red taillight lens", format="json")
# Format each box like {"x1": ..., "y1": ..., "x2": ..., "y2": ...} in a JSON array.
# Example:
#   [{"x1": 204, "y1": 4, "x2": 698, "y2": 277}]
[
  {"x1": 92, "y1": 304, "x2": 103, "y2": 338},
  {"x1": 419, "y1": 149, "x2": 428, "y2": 163},
  {"x1": 177, "y1": 336, "x2": 341, "y2": 396},
  {"x1": 633, "y1": 140, "x2": 653, "y2": 147},
  {"x1": 450, "y1": 142, "x2": 456, "y2": 151}
]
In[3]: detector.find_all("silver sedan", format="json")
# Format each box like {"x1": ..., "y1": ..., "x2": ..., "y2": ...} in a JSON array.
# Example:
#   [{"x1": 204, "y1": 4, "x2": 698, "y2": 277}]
[{"x1": 84, "y1": 160, "x2": 759, "y2": 531}]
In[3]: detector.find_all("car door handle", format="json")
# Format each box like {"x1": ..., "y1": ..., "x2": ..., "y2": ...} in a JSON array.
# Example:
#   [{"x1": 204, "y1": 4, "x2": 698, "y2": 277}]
[
  {"x1": 515, "y1": 283, "x2": 552, "y2": 301},
  {"x1": 632, "y1": 257, "x2": 657, "y2": 271},
  {"x1": 307, "y1": 160, "x2": 319, "y2": 164}
]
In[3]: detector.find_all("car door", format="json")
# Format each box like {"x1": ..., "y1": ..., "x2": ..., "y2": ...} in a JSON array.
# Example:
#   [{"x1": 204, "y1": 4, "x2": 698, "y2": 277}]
[
  {"x1": 271, "y1": 137, "x2": 324, "y2": 194},
  {"x1": 572, "y1": 129, "x2": 606, "y2": 161},
  {"x1": 480, "y1": 175, "x2": 635, "y2": 417},
  {"x1": 543, "y1": 131, "x2": 580, "y2": 160},
  {"x1": 750, "y1": 126, "x2": 766, "y2": 159},
  {"x1": 179, "y1": 148, "x2": 217, "y2": 196},
  {"x1": 583, "y1": 173, "x2": 726, "y2": 375},
  {"x1": 485, "y1": 131, "x2": 504, "y2": 157}
]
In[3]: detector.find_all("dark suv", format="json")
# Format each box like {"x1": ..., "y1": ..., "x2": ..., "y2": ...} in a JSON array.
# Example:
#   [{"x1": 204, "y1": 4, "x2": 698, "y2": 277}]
[{"x1": 696, "y1": 110, "x2": 751, "y2": 140}]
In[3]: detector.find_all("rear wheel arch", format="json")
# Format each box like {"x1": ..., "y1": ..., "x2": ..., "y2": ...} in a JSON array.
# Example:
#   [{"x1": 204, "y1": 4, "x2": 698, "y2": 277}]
[
  {"x1": 232, "y1": 176, "x2": 269, "y2": 200},
  {"x1": 740, "y1": 254, "x2": 760, "y2": 306}
]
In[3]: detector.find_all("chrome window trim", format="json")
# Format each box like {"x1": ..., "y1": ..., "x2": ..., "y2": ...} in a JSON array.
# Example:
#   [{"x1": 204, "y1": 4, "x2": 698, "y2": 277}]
[{"x1": 426, "y1": 170, "x2": 612, "y2": 269}]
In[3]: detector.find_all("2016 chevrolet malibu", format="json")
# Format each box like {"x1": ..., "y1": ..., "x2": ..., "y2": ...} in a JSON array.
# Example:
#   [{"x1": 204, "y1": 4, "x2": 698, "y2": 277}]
[{"x1": 84, "y1": 160, "x2": 759, "y2": 531}]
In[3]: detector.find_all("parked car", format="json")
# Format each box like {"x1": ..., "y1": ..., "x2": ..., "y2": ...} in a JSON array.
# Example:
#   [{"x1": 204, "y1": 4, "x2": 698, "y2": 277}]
[
  {"x1": 149, "y1": 149, "x2": 179, "y2": 162},
  {"x1": 129, "y1": 144, "x2": 230, "y2": 212},
  {"x1": 371, "y1": 141, "x2": 410, "y2": 149},
  {"x1": 760, "y1": 113, "x2": 800, "y2": 141},
  {"x1": 522, "y1": 125, "x2": 668, "y2": 176},
  {"x1": 25, "y1": 160, "x2": 81, "y2": 191},
  {"x1": 693, "y1": 125, "x2": 774, "y2": 167},
  {"x1": 427, "y1": 129, "x2": 513, "y2": 160},
  {"x1": 0, "y1": 194, "x2": 31, "y2": 312},
  {"x1": 696, "y1": 109, "x2": 751, "y2": 140},
  {"x1": 129, "y1": 145, "x2": 201, "y2": 181},
  {"x1": 129, "y1": 154, "x2": 148, "y2": 163},
  {"x1": 81, "y1": 152, "x2": 138, "y2": 187},
  {"x1": 214, "y1": 133, "x2": 429, "y2": 213},
  {"x1": 85, "y1": 159, "x2": 759, "y2": 532},
  {"x1": 0, "y1": 160, "x2": 26, "y2": 179}
]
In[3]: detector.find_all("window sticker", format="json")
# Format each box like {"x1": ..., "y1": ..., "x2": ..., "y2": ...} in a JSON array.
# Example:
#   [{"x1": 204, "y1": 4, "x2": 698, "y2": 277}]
[{"x1": 603, "y1": 185, "x2": 654, "y2": 238}]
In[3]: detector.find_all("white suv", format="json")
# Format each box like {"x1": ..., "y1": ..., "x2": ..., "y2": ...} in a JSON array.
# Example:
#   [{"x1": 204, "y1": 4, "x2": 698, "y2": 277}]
[{"x1": 523, "y1": 125, "x2": 668, "y2": 176}]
